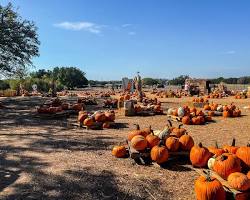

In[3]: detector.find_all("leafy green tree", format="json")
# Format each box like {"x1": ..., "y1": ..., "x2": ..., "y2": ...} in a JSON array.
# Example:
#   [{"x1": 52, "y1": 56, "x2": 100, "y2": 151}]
[
  {"x1": 0, "y1": 80, "x2": 10, "y2": 90},
  {"x1": 142, "y1": 78, "x2": 159, "y2": 86},
  {"x1": 0, "y1": 3, "x2": 40, "y2": 77}
]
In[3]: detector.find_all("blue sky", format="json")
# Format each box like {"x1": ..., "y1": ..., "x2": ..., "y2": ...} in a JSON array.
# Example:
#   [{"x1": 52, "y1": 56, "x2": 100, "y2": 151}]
[{"x1": 2, "y1": 0, "x2": 250, "y2": 80}]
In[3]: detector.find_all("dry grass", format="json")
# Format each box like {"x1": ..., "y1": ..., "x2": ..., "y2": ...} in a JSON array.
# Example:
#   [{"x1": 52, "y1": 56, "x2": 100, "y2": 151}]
[{"x1": 0, "y1": 95, "x2": 249, "y2": 200}]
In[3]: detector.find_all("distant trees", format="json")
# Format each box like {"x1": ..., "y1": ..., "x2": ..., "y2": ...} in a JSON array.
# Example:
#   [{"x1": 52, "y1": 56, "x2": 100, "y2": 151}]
[
  {"x1": 0, "y1": 3, "x2": 40, "y2": 77},
  {"x1": 168, "y1": 75, "x2": 190, "y2": 85},
  {"x1": 142, "y1": 78, "x2": 159, "y2": 86},
  {"x1": 210, "y1": 76, "x2": 250, "y2": 84}
]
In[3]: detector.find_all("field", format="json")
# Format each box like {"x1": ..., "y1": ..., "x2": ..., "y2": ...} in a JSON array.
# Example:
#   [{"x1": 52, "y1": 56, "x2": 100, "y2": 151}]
[{"x1": 0, "y1": 94, "x2": 249, "y2": 200}]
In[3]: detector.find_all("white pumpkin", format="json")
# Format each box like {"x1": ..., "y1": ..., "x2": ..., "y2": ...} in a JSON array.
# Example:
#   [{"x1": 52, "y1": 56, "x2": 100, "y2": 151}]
[
  {"x1": 217, "y1": 105, "x2": 223, "y2": 112},
  {"x1": 207, "y1": 157, "x2": 216, "y2": 170},
  {"x1": 167, "y1": 108, "x2": 174, "y2": 115},
  {"x1": 177, "y1": 107, "x2": 185, "y2": 117}
]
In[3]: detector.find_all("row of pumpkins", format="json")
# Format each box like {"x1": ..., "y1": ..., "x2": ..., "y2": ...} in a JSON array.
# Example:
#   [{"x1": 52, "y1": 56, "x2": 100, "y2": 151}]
[
  {"x1": 192, "y1": 97, "x2": 209, "y2": 103},
  {"x1": 78, "y1": 110, "x2": 116, "y2": 129},
  {"x1": 193, "y1": 139, "x2": 250, "y2": 199},
  {"x1": 37, "y1": 103, "x2": 83, "y2": 114},
  {"x1": 112, "y1": 124, "x2": 194, "y2": 163},
  {"x1": 168, "y1": 106, "x2": 213, "y2": 125}
]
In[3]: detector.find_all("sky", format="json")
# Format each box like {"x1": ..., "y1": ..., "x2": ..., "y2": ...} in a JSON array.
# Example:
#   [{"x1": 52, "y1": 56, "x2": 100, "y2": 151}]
[{"x1": 2, "y1": 0, "x2": 250, "y2": 80}]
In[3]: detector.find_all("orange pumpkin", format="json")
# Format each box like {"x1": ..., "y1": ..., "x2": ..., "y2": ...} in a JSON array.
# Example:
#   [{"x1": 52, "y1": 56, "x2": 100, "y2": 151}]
[
  {"x1": 131, "y1": 135, "x2": 147, "y2": 151},
  {"x1": 127, "y1": 124, "x2": 147, "y2": 141},
  {"x1": 146, "y1": 133, "x2": 160, "y2": 149},
  {"x1": 195, "y1": 175, "x2": 226, "y2": 200},
  {"x1": 182, "y1": 116, "x2": 191, "y2": 125},
  {"x1": 112, "y1": 145, "x2": 127, "y2": 158},
  {"x1": 78, "y1": 111, "x2": 88, "y2": 123},
  {"x1": 165, "y1": 137, "x2": 180, "y2": 152},
  {"x1": 247, "y1": 171, "x2": 250, "y2": 179},
  {"x1": 83, "y1": 118, "x2": 94, "y2": 127},
  {"x1": 150, "y1": 146, "x2": 169, "y2": 164},
  {"x1": 95, "y1": 112, "x2": 106, "y2": 122},
  {"x1": 213, "y1": 153, "x2": 242, "y2": 179},
  {"x1": 105, "y1": 111, "x2": 115, "y2": 121},
  {"x1": 208, "y1": 142, "x2": 225, "y2": 157},
  {"x1": 192, "y1": 117, "x2": 200, "y2": 125},
  {"x1": 223, "y1": 138, "x2": 239, "y2": 154},
  {"x1": 236, "y1": 143, "x2": 250, "y2": 168},
  {"x1": 190, "y1": 142, "x2": 212, "y2": 167},
  {"x1": 72, "y1": 103, "x2": 83, "y2": 111},
  {"x1": 179, "y1": 133, "x2": 194, "y2": 151},
  {"x1": 223, "y1": 110, "x2": 231, "y2": 118},
  {"x1": 204, "y1": 104, "x2": 211, "y2": 111},
  {"x1": 227, "y1": 172, "x2": 250, "y2": 191},
  {"x1": 172, "y1": 124, "x2": 186, "y2": 137}
]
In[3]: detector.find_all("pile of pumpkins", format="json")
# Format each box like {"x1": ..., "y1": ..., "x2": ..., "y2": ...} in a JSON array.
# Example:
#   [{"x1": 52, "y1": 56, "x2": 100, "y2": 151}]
[
  {"x1": 191, "y1": 139, "x2": 250, "y2": 199},
  {"x1": 206, "y1": 92, "x2": 223, "y2": 99},
  {"x1": 168, "y1": 106, "x2": 213, "y2": 125},
  {"x1": 134, "y1": 99, "x2": 163, "y2": 114},
  {"x1": 235, "y1": 93, "x2": 248, "y2": 99},
  {"x1": 37, "y1": 98, "x2": 84, "y2": 114},
  {"x1": 192, "y1": 97, "x2": 209, "y2": 103},
  {"x1": 103, "y1": 98, "x2": 118, "y2": 108},
  {"x1": 78, "y1": 110, "x2": 116, "y2": 129},
  {"x1": 112, "y1": 124, "x2": 195, "y2": 165}
]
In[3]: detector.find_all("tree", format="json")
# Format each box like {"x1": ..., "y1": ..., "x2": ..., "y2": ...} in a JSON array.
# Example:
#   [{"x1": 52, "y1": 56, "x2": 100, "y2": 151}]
[
  {"x1": 168, "y1": 75, "x2": 189, "y2": 85},
  {"x1": 52, "y1": 67, "x2": 88, "y2": 89},
  {"x1": 0, "y1": 3, "x2": 40, "y2": 77},
  {"x1": 142, "y1": 78, "x2": 159, "y2": 86}
]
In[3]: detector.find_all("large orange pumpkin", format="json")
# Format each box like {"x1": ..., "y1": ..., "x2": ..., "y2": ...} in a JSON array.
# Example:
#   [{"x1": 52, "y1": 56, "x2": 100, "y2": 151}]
[
  {"x1": 165, "y1": 137, "x2": 180, "y2": 152},
  {"x1": 146, "y1": 134, "x2": 160, "y2": 149},
  {"x1": 112, "y1": 145, "x2": 127, "y2": 158},
  {"x1": 127, "y1": 124, "x2": 146, "y2": 141},
  {"x1": 150, "y1": 146, "x2": 169, "y2": 164},
  {"x1": 179, "y1": 133, "x2": 194, "y2": 151},
  {"x1": 131, "y1": 135, "x2": 147, "y2": 151},
  {"x1": 236, "y1": 143, "x2": 250, "y2": 168},
  {"x1": 213, "y1": 153, "x2": 242, "y2": 179},
  {"x1": 95, "y1": 112, "x2": 106, "y2": 122},
  {"x1": 223, "y1": 138, "x2": 239, "y2": 154},
  {"x1": 172, "y1": 124, "x2": 186, "y2": 137},
  {"x1": 190, "y1": 143, "x2": 212, "y2": 167},
  {"x1": 83, "y1": 118, "x2": 94, "y2": 127},
  {"x1": 194, "y1": 175, "x2": 226, "y2": 200},
  {"x1": 227, "y1": 172, "x2": 250, "y2": 191}
]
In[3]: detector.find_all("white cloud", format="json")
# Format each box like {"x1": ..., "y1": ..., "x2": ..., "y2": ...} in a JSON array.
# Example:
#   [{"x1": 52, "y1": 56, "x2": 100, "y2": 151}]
[
  {"x1": 54, "y1": 21, "x2": 102, "y2": 34},
  {"x1": 128, "y1": 31, "x2": 136, "y2": 35},
  {"x1": 122, "y1": 23, "x2": 132, "y2": 28},
  {"x1": 222, "y1": 50, "x2": 236, "y2": 55}
]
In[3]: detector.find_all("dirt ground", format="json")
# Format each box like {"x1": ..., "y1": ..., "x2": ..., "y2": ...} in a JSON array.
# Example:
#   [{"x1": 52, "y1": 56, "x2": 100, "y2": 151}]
[{"x1": 0, "y1": 95, "x2": 249, "y2": 200}]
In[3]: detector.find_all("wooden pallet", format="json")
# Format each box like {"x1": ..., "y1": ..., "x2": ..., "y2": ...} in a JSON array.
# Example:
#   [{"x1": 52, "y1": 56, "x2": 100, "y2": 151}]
[{"x1": 192, "y1": 167, "x2": 250, "y2": 199}]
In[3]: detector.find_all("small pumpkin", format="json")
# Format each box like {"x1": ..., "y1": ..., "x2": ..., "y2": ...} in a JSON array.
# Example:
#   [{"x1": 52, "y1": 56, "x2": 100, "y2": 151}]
[
  {"x1": 131, "y1": 135, "x2": 147, "y2": 151},
  {"x1": 146, "y1": 133, "x2": 160, "y2": 148},
  {"x1": 204, "y1": 104, "x2": 211, "y2": 111},
  {"x1": 223, "y1": 110, "x2": 231, "y2": 118},
  {"x1": 194, "y1": 173, "x2": 226, "y2": 200},
  {"x1": 165, "y1": 136, "x2": 180, "y2": 152},
  {"x1": 208, "y1": 142, "x2": 225, "y2": 157},
  {"x1": 182, "y1": 116, "x2": 191, "y2": 125},
  {"x1": 190, "y1": 142, "x2": 212, "y2": 167},
  {"x1": 78, "y1": 111, "x2": 88, "y2": 123},
  {"x1": 236, "y1": 143, "x2": 250, "y2": 168},
  {"x1": 95, "y1": 112, "x2": 106, "y2": 122},
  {"x1": 213, "y1": 153, "x2": 242, "y2": 179},
  {"x1": 179, "y1": 133, "x2": 194, "y2": 151},
  {"x1": 105, "y1": 111, "x2": 115, "y2": 121},
  {"x1": 150, "y1": 146, "x2": 169, "y2": 164},
  {"x1": 223, "y1": 138, "x2": 239, "y2": 154},
  {"x1": 227, "y1": 172, "x2": 250, "y2": 191},
  {"x1": 83, "y1": 118, "x2": 94, "y2": 127},
  {"x1": 112, "y1": 145, "x2": 127, "y2": 158},
  {"x1": 172, "y1": 124, "x2": 186, "y2": 137}
]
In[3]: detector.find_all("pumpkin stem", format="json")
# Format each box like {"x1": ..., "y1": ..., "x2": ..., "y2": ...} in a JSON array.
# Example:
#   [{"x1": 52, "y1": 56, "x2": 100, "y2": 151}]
[
  {"x1": 167, "y1": 120, "x2": 172, "y2": 127},
  {"x1": 232, "y1": 138, "x2": 236, "y2": 147},
  {"x1": 134, "y1": 124, "x2": 140, "y2": 130},
  {"x1": 206, "y1": 170, "x2": 212, "y2": 182},
  {"x1": 215, "y1": 141, "x2": 219, "y2": 149},
  {"x1": 198, "y1": 142, "x2": 203, "y2": 148},
  {"x1": 247, "y1": 143, "x2": 250, "y2": 147},
  {"x1": 178, "y1": 124, "x2": 183, "y2": 129}
]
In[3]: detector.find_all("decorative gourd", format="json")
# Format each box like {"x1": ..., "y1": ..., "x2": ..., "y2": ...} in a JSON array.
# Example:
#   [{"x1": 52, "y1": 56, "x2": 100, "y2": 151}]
[
  {"x1": 208, "y1": 142, "x2": 225, "y2": 157},
  {"x1": 190, "y1": 142, "x2": 212, "y2": 167},
  {"x1": 194, "y1": 173, "x2": 226, "y2": 200},
  {"x1": 213, "y1": 153, "x2": 242, "y2": 179},
  {"x1": 83, "y1": 118, "x2": 94, "y2": 127},
  {"x1": 217, "y1": 105, "x2": 223, "y2": 112},
  {"x1": 165, "y1": 137, "x2": 180, "y2": 152},
  {"x1": 150, "y1": 146, "x2": 169, "y2": 164},
  {"x1": 172, "y1": 124, "x2": 186, "y2": 137},
  {"x1": 223, "y1": 138, "x2": 239, "y2": 154},
  {"x1": 227, "y1": 172, "x2": 250, "y2": 191},
  {"x1": 236, "y1": 143, "x2": 250, "y2": 168},
  {"x1": 167, "y1": 108, "x2": 174, "y2": 115},
  {"x1": 208, "y1": 156, "x2": 216, "y2": 170},
  {"x1": 112, "y1": 145, "x2": 127, "y2": 158},
  {"x1": 177, "y1": 107, "x2": 185, "y2": 117},
  {"x1": 131, "y1": 135, "x2": 147, "y2": 151},
  {"x1": 179, "y1": 133, "x2": 194, "y2": 151},
  {"x1": 182, "y1": 116, "x2": 191, "y2": 125},
  {"x1": 146, "y1": 133, "x2": 160, "y2": 148}
]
